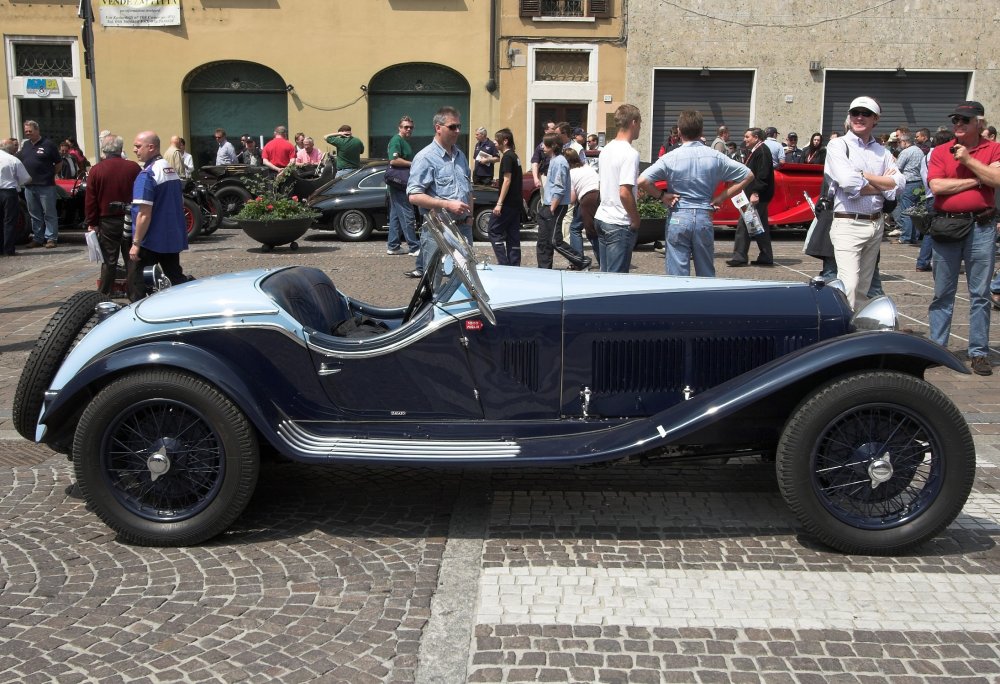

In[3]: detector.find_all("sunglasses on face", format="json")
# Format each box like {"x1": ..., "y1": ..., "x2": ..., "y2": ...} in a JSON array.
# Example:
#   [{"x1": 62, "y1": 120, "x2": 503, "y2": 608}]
[
  {"x1": 401, "y1": 125, "x2": 413, "y2": 130},
  {"x1": 441, "y1": 123, "x2": 461, "y2": 131},
  {"x1": 849, "y1": 109, "x2": 875, "y2": 118},
  {"x1": 950, "y1": 115, "x2": 971, "y2": 125}
]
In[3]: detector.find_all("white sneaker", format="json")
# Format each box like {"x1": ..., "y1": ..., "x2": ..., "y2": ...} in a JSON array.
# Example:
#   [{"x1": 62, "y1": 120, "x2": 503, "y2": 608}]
[
  {"x1": 409, "y1": 249, "x2": 420, "y2": 258},
  {"x1": 887, "y1": 229, "x2": 901, "y2": 237}
]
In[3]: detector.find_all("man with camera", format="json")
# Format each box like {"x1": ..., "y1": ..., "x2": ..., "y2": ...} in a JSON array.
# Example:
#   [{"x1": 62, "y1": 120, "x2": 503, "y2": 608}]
[{"x1": 927, "y1": 100, "x2": 1000, "y2": 376}]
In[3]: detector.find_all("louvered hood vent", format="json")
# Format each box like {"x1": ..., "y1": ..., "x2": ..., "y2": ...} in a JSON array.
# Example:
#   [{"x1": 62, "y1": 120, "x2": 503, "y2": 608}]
[
  {"x1": 592, "y1": 335, "x2": 809, "y2": 394},
  {"x1": 503, "y1": 339, "x2": 539, "y2": 391}
]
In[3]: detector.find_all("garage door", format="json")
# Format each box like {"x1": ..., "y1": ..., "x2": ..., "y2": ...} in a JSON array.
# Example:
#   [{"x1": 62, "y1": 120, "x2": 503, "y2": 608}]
[
  {"x1": 651, "y1": 70, "x2": 754, "y2": 160},
  {"x1": 823, "y1": 72, "x2": 970, "y2": 135}
]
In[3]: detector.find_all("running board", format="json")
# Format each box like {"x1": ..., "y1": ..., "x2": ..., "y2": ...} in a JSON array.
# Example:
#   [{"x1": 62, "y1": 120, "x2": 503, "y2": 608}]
[{"x1": 277, "y1": 420, "x2": 521, "y2": 459}]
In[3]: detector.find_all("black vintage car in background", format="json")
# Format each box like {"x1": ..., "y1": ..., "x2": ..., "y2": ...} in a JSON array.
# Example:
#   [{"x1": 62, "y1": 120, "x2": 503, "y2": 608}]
[{"x1": 306, "y1": 160, "x2": 510, "y2": 242}]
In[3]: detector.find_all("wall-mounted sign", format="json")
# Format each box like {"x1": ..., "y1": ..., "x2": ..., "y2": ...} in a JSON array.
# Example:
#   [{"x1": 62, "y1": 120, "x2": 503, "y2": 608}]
[
  {"x1": 25, "y1": 78, "x2": 62, "y2": 97},
  {"x1": 99, "y1": 0, "x2": 181, "y2": 28}
]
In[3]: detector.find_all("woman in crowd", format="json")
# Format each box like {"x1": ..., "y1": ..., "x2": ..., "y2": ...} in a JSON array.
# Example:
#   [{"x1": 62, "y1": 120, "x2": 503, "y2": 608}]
[
  {"x1": 63, "y1": 137, "x2": 90, "y2": 177},
  {"x1": 801, "y1": 133, "x2": 826, "y2": 165},
  {"x1": 487, "y1": 128, "x2": 523, "y2": 266},
  {"x1": 564, "y1": 148, "x2": 600, "y2": 269}
]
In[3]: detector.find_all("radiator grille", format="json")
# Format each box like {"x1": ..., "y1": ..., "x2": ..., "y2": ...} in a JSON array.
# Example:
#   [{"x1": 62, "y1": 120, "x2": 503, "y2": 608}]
[{"x1": 503, "y1": 340, "x2": 539, "y2": 391}]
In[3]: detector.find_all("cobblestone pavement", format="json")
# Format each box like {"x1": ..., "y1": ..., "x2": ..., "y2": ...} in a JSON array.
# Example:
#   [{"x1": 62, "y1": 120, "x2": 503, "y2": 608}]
[{"x1": 1, "y1": 226, "x2": 998, "y2": 682}]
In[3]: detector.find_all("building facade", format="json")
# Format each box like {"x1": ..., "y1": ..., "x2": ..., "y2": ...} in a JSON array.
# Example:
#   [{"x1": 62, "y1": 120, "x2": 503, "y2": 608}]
[{"x1": 626, "y1": 0, "x2": 1000, "y2": 160}]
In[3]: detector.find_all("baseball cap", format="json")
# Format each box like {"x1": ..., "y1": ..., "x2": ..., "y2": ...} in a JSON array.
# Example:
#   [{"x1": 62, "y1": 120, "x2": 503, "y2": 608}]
[
  {"x1": 787, "y1": 132, "x2": 798, "y2": 139},
  {"x1": 848, "y1": 96, "x2": 881, "y2": 115},
  {"x1": 888, "y1": 132, "x2": 898, "y2": 142},
  {"x1": 572, "y1": 127, "x2": 585, "y2": 136},
  {"x1": 952, "y1": 101, "x2": 985, "y2": 117}
]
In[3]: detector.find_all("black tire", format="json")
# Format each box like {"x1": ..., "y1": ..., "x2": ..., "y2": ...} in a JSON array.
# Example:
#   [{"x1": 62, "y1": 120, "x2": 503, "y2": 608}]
[
  {"x1": 183, "y1": 197, "x2": 203, "y2": 240},
  {"x1": 473, "y1": 208, "x2": 492, "y2": 242},
  {"x1": 776, "y1": 371, "x2": 975, "y2": 555},
  {"x1": 12, "y1": 290, "x2": 109, "y2": 442},
  {"x1": 335, "y1": 209, "x2": 374, "y2": 241},
  {"x1": 214, "y1": 185, "x2": 252, "y2": 227},
  {"x1": 201, "y1": 191, "x2": 223, "y2": 233},
  {"x1": 72, "y1": 370, "x2": 260, "y2": 546},
  {"x1": 529, "y1": 191, "x2": 542, "y2": 222}
]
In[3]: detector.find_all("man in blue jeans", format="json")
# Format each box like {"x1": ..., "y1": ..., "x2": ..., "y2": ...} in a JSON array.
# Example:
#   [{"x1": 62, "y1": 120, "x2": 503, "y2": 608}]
[
  {"x1": 593, "y1": 104, "x2": 642, "y2": 273},
  {"x1": 638, "y1": 110, "x2": 753, "y2": 277},
  {"x1": 927, "y1": 100, "x2": 1000, "y2": 376},
  {"x1": 17, "y1": 120, "x2": 62, "y2": 248}
]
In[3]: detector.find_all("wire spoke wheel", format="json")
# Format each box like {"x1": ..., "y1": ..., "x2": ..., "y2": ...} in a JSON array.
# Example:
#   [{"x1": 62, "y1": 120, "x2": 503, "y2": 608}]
[
  {"x1": 102, "y1": 399, "x2": 225, "y2": 522},
  {"x1": 811, "y1": 404, "x2": 941, "y2": 530},
  {"x1": 777, "y1": 371, "x2": 975, "y2": 555}
]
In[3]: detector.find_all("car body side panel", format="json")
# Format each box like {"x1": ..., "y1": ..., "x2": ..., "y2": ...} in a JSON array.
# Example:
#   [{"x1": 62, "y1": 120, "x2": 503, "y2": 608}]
[{"x1": 560, "y1": 285, "x2": 822, "y2": 417}]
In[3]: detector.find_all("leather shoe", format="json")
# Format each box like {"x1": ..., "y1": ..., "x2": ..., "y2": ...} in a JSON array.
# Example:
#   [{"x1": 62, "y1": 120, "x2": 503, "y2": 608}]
[
  {"x1": 751, "y1": 260, "x2": 774, "y2": 266},
  {"x1": 991, "y1": 292, "x2": 1000, "y2": 310},
  {"x1": 725, "y1": 259, "x2": 748, "y2": 267},
  {"x1": 915, "y1": 265, "x2": 932, "y2": 272},
  {"x1": 25, "y1": 241, "x2": 43, "y2": 249}
]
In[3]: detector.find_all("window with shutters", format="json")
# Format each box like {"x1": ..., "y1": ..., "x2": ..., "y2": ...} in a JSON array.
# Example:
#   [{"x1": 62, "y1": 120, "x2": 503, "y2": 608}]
[{"x1": 520, "y1": 0, "x2": 612, "y2": 18}]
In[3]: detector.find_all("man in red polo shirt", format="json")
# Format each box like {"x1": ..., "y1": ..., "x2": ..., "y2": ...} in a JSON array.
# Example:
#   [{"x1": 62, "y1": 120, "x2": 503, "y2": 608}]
[
  {"x1": 927, "y1": 100, "x2": 1000, "y2": 376},
  {"x1": 262, "y1": 125, "x2": 296, "y2": 172}
]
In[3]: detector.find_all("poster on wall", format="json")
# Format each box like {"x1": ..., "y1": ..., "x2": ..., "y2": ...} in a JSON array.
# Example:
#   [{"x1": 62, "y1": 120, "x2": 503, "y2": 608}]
[{"x1": 99, "y1": 0, "x2": 181, "y2": 27}]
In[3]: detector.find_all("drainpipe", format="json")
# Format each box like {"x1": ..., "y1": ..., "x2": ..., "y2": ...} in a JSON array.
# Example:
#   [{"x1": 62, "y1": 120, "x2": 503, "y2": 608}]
[{"x1": 486, "y1": 0, "x2": 498, "y2": 93}]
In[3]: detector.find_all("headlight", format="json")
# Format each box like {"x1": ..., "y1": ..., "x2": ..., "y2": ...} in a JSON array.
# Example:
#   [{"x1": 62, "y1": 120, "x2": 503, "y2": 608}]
[{"x1": 853, "y1": 296, "x2": 898, "y2": 331}]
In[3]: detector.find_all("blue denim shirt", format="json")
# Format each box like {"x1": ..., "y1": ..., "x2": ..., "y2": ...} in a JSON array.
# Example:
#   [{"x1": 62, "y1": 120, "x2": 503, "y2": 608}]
[
  {"x1": 639, "y1": 141, "x2": 750, "y2": 211},
  {"x1": 407, "y1": 139, "x2": 472, "y2": 219},
  {"x1": 543, "y1": 152, "x2": 570, "y2": 207}
]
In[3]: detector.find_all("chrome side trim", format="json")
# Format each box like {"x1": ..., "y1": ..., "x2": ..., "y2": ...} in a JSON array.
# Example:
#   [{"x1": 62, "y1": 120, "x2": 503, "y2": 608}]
[
  {"x1": 277, "y1": 420, "x2": 520, "y2": 459},
  {"x1": 306, "y1": 308, "x2": 457, "y2": 359}
]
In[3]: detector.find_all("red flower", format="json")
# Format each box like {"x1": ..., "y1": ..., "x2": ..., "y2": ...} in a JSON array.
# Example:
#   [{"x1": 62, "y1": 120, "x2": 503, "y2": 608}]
[
  {"x1": 266, "y1": 204, "x2": 274, "y2": 211},
  {"x1": 292, "y1": 195, "x2": 299, "y2": 202},
  {"x1": 256, "y1": 196, "x2": 264, "y2": 201}
]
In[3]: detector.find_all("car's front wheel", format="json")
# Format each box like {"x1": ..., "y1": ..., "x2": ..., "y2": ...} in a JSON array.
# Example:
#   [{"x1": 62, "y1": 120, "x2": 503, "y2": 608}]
[
  {"x1": 776, "y1": 371, "x2": 975, "y2": 555},
  {"x1": 72, "y1": 370, "x2": 260, "y2": 546},
  {"x1": 335, "y1": 209, "x2": 374, "y2": 241}
]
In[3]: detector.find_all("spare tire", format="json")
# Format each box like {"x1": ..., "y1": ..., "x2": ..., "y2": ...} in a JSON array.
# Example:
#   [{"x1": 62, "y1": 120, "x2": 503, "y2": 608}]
[{"x1": 12, "y1": 290, "x2": 109, "y2": 442}]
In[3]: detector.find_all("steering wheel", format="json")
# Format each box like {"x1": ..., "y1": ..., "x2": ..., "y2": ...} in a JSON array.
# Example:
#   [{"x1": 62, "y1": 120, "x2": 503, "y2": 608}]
[{"x1": 401, "y1": 257, "x2": 437, "y2": 323}]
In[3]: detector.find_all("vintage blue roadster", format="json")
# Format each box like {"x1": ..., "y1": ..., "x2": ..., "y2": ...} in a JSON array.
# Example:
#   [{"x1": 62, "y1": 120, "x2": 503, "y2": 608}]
[{"x1": 13, "y1": 212, "x2": 975, "y2": 554}]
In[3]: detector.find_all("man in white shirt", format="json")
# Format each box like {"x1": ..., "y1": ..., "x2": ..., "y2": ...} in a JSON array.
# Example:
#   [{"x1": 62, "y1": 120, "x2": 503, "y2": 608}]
[
  {"x1": 593, "y1": 104, "x2": 642, "y2": 273},
  {"x1": 0, "y1": 138, "x2": 32, "y2": 255},
  {"x1": 763, "y1": 127, "x2": 785, "y2": 168}
]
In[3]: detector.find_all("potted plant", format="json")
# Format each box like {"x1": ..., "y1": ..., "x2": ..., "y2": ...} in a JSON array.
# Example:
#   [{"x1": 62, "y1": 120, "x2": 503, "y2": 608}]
[
  {"x1": 234, "y1": 168, "x2": 320, "y2": 251},
  {"x1": 902, "y1": 186, "x2": 931, "y2": 236},
  {"x1": 637, "y1": 192, "x2": 669, "y2": 245}
]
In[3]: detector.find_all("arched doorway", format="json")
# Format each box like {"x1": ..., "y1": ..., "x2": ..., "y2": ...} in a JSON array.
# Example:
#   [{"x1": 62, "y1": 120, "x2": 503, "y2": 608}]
[
  {"x1": 368, "y1": 64, "x2": 470, "y2": 158},
  {"x1": 184, "y1": 61, "x2": 288, "y2": 168}
]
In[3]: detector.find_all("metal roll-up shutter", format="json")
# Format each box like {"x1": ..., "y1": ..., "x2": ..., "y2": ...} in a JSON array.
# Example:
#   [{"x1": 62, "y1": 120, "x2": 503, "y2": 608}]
[
  {"x1": 823, "y1": 72, "x2": 970, "y2": 135},
  {"x1": 650, "y1": 70, "x2": 753, "y2": 160}
]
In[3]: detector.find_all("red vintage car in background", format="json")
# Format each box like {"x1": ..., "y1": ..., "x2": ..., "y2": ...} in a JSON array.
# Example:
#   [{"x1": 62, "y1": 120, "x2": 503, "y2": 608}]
[{"x1": 515, "y1": 159, "x2": 824, "y2": 244}]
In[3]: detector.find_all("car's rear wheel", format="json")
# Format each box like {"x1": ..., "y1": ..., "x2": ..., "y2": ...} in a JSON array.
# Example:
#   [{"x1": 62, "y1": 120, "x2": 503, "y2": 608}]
[
  {"x1": 529, "y1": 190, "x2": 542, "y2": 222},
  {"x1": 473, "y1": 208, "x2": 493, "y2": 242},
  {"x1": 12, "y1": 290, "x2": 109, "y2": 444},
  {"x1": 73, "y1": 370, "x2": 259, "y2": 546},
  {"x1": 183, "y1": 197, "x2": 203, "y2": 240},
  {"x1": 336, "y1": 209, "x2": 374, "y2": 241},
  {"x1": 214, "y1": 185, "x2": 252, "y2": 227},
  {"x1": 776, "y1": 371, "x2": 975, "y2": 555}
]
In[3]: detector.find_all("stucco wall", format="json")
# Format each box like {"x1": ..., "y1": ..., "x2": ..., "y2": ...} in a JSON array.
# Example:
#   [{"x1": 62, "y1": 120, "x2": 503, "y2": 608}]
[{"x1": 625, "y1": 0, "x2": 1000, "y2": 158}]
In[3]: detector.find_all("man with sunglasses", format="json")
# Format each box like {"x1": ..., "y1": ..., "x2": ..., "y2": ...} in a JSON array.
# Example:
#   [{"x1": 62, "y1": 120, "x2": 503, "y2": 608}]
[
  {"x1": 926, "y1": 101, "x2": 1000, "y2": 376},
  {"x1": 406, "y1": 106, "x2": 473, "y2": 278},
  {"x1": 823, "y1": 96, "x2": 904, "y2": 311}
]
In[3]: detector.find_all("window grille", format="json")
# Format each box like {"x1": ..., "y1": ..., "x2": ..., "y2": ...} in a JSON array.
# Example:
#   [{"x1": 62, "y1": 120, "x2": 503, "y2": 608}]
[
  {"x1": 535, "y1": 51, "x2": 590, "y2": 82},
  {"x1": 14, "y1": 43, "x2": 73, "y2": 77}
]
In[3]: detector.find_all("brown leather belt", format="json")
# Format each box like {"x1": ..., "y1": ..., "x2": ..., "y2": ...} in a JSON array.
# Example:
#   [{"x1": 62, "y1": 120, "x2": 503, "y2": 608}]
[
  {"x1": 939, "y1": 209, "x2": 997, "y2": 222},
  {"x1": 833, "y1": 212, "x2": 883, "y2": 221}
]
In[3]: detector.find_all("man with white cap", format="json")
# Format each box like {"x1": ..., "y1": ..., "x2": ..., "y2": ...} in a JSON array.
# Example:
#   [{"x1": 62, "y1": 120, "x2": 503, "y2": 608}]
[
  {"x1": 927, "y1": 100, "x2": 1000, "y2": 376},
  {"x1": 823, "y1": 96, "x2": 904, "y2": 310}
]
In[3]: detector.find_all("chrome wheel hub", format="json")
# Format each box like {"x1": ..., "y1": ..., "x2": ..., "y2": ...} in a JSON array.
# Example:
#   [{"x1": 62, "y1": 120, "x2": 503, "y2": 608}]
[
  {"x1": 146, "y1": 445, "x2": 171, "y2": 482},
  {"x1": 867, "y1": 451, "x2": 893, "y2": 489}
]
